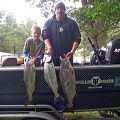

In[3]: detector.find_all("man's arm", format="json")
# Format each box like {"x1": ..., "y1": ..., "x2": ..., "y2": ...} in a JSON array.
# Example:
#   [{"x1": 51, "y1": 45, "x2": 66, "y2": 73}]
[
  {"x1": 66, "y1": 42, "x2": 80, "y2": 59},
  {"x1": 44, "y1": 39, "x2": 52, "y2": 50},
  {"x1": 70, "y1": 42, "x2": 80, "y2": 54},
  {"x1": 44, "y1": 39, "x2": 53, "y2": 57},
  {"x1": 66, "y1": 20, "x2": 81, "y2": 59},
  {"x1": 42, "y1": 20, "x2": 53, "y2": 57}
]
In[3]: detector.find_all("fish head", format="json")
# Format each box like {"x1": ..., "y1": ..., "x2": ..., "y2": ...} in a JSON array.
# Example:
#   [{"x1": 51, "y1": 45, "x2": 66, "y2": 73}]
[
  {"x1": 43, "y1": 55, "x2": 52, "y2": 63},
  {"x1": 60, "y1": 56, "x2": 71, "y2": 69},
  {"x1": 24, "y1": 57, "x2": 34, "y2": 67}
]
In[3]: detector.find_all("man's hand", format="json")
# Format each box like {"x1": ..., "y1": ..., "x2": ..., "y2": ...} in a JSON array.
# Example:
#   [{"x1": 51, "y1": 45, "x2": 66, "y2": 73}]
[
  {"x1": 65, "y1": 51, "x2": 74, "y2": 59},
  {"x1": 47, "y1": 48, "x2": 53, "y2": 57}
]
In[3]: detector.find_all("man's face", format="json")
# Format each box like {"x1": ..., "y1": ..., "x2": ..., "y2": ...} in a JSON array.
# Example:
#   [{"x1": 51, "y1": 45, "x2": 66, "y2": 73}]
[
  {"x1": 32, "y1": 29, "x2": 41, "y2": 41},
  {"x1": 55, "y1": 7, "x2": 65, "y2": 19}
]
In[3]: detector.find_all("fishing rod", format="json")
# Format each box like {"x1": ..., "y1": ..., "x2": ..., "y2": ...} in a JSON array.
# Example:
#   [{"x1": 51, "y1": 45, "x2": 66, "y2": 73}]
[{"x1": 88, "y1": 37, "x2": 101, "y2": 64}]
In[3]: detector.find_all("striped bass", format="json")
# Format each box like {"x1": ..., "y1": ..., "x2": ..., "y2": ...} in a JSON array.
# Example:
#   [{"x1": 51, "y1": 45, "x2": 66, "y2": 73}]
[
  {"x1": 24, "y1": 57, "x2": 36, "y2": 105},
  {"x1": 59, "y1": 56, "x2": 76, "y2": 113}
]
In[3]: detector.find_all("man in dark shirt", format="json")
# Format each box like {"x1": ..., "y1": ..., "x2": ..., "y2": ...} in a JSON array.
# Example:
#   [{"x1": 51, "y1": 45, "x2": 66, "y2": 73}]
[
  {"x1": 42, "y1": 2, "x2": 81, "y2": 66},
  {"x1": 42, "y1": 2, "x2": 81, "y2": 113}
]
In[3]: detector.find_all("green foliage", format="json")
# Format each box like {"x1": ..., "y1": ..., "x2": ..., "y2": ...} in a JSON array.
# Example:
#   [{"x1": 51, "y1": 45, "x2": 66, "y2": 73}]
[
  {"x1": 0, "y1": 11, "x2": 37, "y2": 54},
  {"x1": 75, "y1": 0, "x2": 120, "y2": 48},
  {"x1": 85, "y1": 0, "x2": 120, "y2": 29}
]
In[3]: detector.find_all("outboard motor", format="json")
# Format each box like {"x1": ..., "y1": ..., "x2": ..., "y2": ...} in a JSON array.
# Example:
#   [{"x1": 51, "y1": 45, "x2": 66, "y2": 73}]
[
  {"x1": 90, "y1": 48, "x2": 106, "y2": 65},
  {"x1": 105, "y1": 38, "x2": 120, "y2": 64}
]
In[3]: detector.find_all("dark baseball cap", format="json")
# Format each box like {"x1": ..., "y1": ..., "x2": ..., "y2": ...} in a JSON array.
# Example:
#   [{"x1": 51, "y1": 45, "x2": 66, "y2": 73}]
[{"x1": 55, "y1": 2, "x2": 66, "y2": 10}]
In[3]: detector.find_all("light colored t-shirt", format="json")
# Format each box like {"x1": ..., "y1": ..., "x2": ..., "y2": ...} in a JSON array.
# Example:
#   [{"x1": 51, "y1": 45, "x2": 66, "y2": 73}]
[{"x1": 24, "y1": 37, "x2": 45, "y2": 57}]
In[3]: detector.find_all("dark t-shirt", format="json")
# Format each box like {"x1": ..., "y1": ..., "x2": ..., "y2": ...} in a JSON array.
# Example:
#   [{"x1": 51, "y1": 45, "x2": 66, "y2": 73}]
[{"x1": 42, "y1": 14, "x2": 81, "y2": 65}]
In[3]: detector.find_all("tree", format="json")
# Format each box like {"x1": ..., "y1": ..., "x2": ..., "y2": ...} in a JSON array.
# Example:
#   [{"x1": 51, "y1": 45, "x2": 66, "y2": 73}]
[
  {"x1": 25, "y1": 0, "x2": 60, "y2": 18},
  {"x1": 0, "y1": 11, "x2": 37, "y2": 54},
  {"x1": 75, "y1": 0, "x2": 120, "y2": 48}
]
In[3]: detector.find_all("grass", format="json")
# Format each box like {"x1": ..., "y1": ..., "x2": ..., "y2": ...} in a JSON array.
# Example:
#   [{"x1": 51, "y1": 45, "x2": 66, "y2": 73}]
[{"x1": 64, "y1": 111, "x2": 102, "y2": 120}]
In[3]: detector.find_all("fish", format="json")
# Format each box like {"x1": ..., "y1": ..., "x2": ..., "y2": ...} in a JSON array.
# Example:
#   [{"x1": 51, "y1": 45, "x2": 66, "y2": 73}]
[
  {"x1": 59, "y1": 56, "x2": 76, "y2": 113},
  {"x1": 24, "y1": 57, "x2": 36, "y2": 105},
  {"x1": 43, "y1": 55, "x2": 64, "y2": 104}
]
